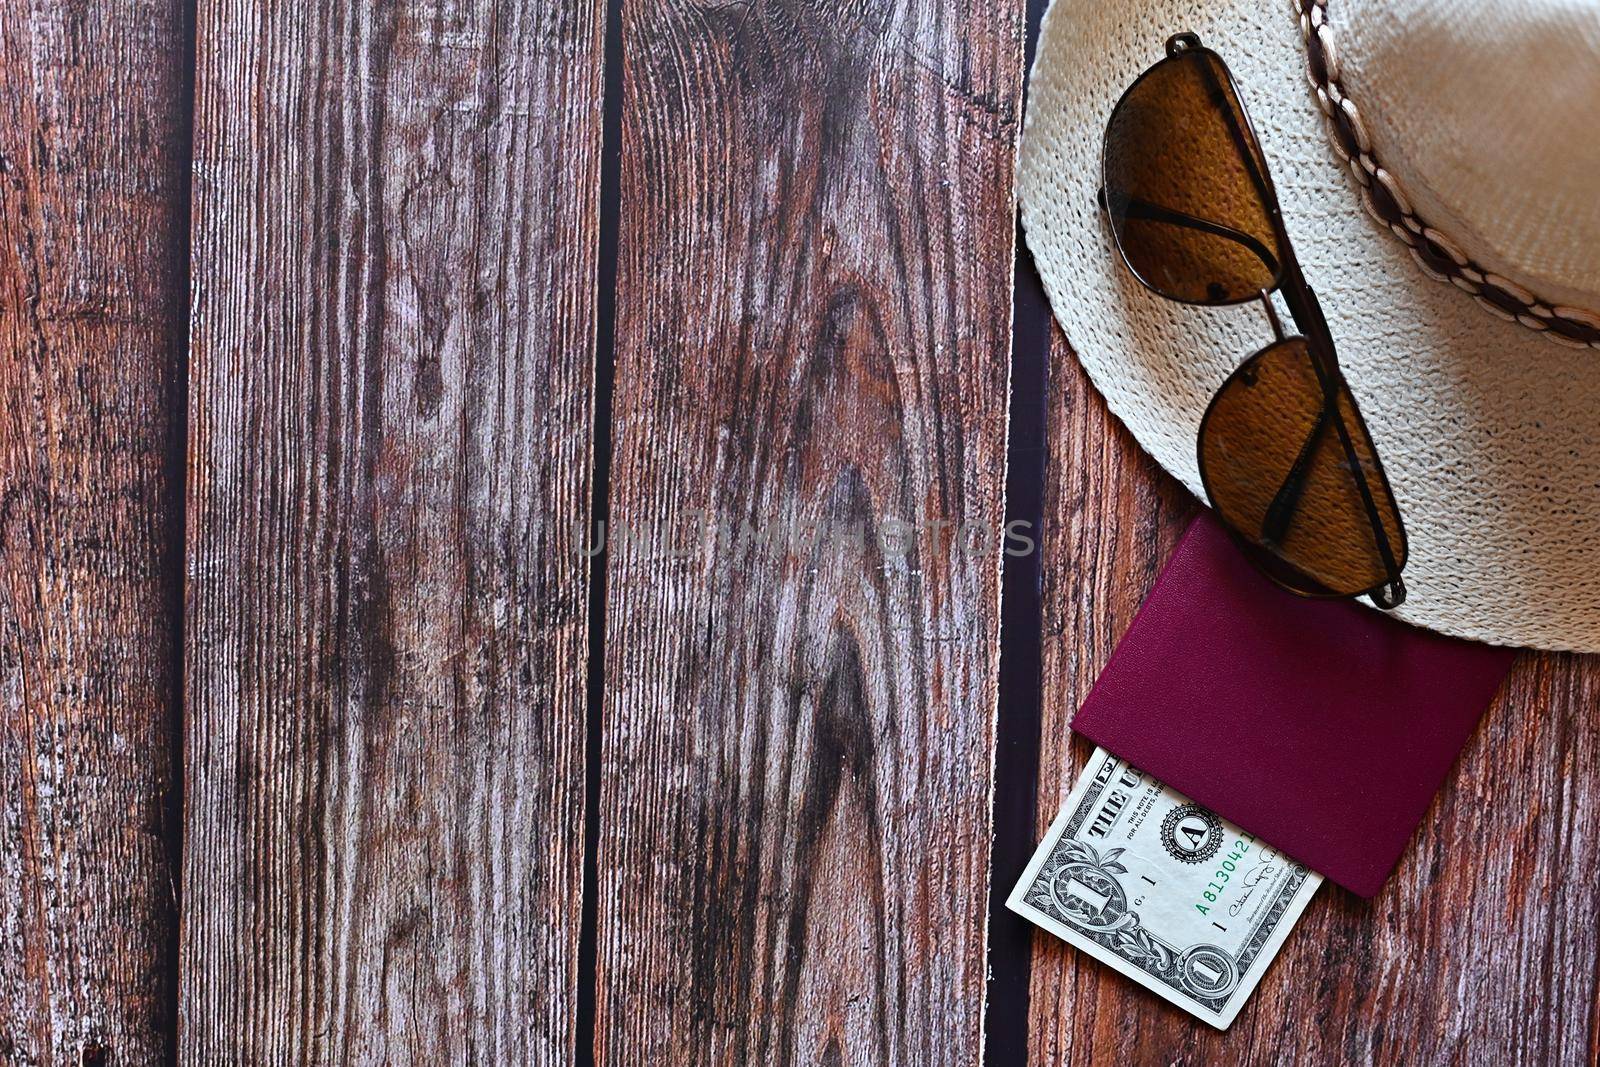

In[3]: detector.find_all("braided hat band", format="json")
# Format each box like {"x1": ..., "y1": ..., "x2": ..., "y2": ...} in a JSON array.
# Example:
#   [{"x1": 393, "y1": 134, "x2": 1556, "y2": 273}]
[{"x1": 1298, "y1": 0, "x2": 1600, "y2": 350}]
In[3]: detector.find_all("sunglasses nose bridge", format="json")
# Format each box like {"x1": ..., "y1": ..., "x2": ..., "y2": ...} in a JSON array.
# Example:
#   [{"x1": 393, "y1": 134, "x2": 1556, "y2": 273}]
[{"x1": 1259, "y1": 290, "x2": 1287, "y2": 342}]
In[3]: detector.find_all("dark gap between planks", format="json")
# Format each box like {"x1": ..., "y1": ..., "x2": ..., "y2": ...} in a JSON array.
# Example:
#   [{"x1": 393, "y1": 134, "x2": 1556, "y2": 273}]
[
  {"x1": 576, "y1": 0, "x2": 628, "y2": 1060},
  {"x1": 982, "y1": 234, "x2": 1052, "y2": 1066},
  {"x1": 983, "y1": 0, "x2": 1053, "y2": 1061},
  {"x1": 158, "y1": 2, "x2": 200, "y2": 1065}
]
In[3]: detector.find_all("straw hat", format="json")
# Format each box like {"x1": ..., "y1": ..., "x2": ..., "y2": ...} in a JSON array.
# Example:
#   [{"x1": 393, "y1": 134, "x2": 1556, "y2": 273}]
[{"x1": 1020, "y1": 0, "x2": 1600, "y2": 651}]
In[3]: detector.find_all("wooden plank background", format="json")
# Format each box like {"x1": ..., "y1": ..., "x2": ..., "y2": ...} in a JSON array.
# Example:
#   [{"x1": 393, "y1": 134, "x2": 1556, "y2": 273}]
[
  {"x1": 0, "y1": 3, "x2": 189, "y2": 1064},
  {"x1": 1, "y1": 0, "x2": 1598, "y2": 1063},
  {"x1": 593, "y1": 0, "x2": 1024, "y2": 1061},
  {"x1": 179, "y1": 0, "x2": 604, "y2": 1061}
]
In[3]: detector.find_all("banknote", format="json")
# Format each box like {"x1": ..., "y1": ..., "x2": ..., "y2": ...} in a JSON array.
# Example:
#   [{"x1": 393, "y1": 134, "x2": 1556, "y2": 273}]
[{"x1": 1007, "y1": 747, "x2": 1321, "y2": 1029}]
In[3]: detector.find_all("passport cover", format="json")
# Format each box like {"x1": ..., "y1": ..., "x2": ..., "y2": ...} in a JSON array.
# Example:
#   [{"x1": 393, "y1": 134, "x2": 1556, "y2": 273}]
[{"x1": 1071, "y1": 512, "x2": 1516, "y2": 897}]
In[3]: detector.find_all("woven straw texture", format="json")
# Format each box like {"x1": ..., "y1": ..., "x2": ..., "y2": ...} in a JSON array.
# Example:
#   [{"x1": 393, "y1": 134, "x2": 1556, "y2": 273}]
[
  {"x1": 1020, "y1": 0, "x2": 1600, "y2": 652},
  {"x1": 1339, "y1": 0, "x2": 1600, "y2": 310}
]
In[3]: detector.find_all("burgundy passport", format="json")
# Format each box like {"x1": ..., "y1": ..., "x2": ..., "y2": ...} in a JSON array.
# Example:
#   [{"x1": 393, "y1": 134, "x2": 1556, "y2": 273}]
[{"x1": 1071, "y1": 513, "x2": 1515, "y2": 898}]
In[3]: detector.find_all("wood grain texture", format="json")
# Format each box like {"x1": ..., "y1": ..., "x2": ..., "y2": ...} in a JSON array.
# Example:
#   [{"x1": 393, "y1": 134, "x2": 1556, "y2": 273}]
[
  {"x1": 595, "y1": 0, "x2": 1024, "y2": 1061},
  {"x1": 1027, "y1": 323, "x2": 1600, "y2": 1063},
  {"x1": 179, "y1": 1, "x2": 604, "y2": 1062},
  {"x1": 0, "y1": 3, "x2": 188, "y2": 1064}
]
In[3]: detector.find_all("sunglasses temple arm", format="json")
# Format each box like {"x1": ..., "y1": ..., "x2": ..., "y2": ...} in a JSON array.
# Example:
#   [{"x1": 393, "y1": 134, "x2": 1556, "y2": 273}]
[
  {"x1": 1327, "y1": 401, "x2": 1407, "y2": 606},
  {"x1": 1369, "y1": 575, "x2": 1406, "y2": 609},
  {"x1": 1187, "y1": 45, "x2": 1407, "y2": 608},
  {"x1": 1275, "y1": 270, "x2": 1409, "y2": 604},
  {"x1": 1194, "y1": 49, "x2": 1280, "y2": 227},
  {"x1": 1098, "y1": 191, "x2": 1282, "y2": 277},
  {"x1": 1260, "y1": 405, "x2": 1327, "y2": 547},
  {"x1": 1258, "y1": 396, "x2": 1407, "y2": 608}
]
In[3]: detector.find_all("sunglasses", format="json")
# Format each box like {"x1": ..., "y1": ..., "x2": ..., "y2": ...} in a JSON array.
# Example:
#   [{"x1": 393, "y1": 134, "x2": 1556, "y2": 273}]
[{"x1": 1098, "y1": 32, "x2": 1409, "y2": 609}]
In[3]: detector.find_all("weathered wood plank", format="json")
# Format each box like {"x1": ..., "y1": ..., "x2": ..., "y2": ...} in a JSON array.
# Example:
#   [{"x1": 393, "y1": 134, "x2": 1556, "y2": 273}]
[
  {"x1": 0, "y1": 3, "x2": 189, "y2": 1063},
  {"x1": 180, "y1": 2, "x2": 605, "y2": 1062},
  {"x1": 595, "y1": 0, "x2": 1024, "y2": 1061},
  {"x1": 1025, "y1": 323, "x2": 1600, "y2": 1062}
]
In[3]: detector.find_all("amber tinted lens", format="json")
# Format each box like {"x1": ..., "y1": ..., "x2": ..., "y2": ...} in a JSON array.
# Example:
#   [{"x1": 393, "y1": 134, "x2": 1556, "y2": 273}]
[
  {"x1": 1199, "y1": 338, "x2": 1406, "y2": 596},
  {"x1": 1104, "y1": 49, "x2": 1280, "y2": 304}
]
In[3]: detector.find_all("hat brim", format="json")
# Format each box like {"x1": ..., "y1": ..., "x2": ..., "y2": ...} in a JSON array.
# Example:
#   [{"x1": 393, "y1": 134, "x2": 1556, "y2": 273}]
[{"x1": 1021, "y1": 0, "x2": 1600, "y2": 652}]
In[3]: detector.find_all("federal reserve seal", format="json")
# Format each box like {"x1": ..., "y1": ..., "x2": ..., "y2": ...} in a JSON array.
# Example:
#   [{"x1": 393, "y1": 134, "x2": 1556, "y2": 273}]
[{"x1": 1160, "y1": 804, "x2": 1222, "y2": 864}]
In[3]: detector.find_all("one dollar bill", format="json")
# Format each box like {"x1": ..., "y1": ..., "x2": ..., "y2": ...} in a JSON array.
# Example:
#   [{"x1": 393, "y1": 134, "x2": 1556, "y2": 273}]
[{"x1": 1007, "y1": 747, "x2": 1321, "y2": 1029}]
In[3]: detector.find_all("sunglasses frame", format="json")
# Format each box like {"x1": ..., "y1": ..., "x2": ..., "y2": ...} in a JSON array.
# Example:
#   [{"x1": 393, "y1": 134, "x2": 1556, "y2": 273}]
[{"x1": 1099, "y1": 32, "x2": 1410, "y2": 609}]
